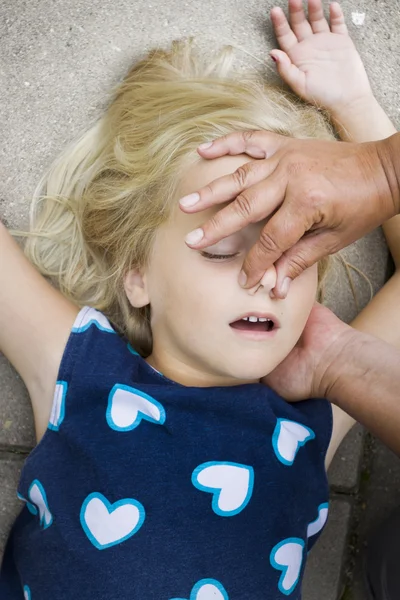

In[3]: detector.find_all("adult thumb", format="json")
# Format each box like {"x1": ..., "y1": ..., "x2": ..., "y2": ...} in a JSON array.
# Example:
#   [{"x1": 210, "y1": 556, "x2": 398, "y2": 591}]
[{"x1": 272, "y1": 231, "x2": 339, "y2": 298}]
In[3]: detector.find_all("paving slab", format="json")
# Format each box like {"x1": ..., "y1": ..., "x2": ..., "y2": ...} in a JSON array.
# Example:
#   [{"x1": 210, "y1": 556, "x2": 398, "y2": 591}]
[
  {"x1": 0, "y1": 356, "x2": 35, "y2": 449},
  {"x1": 347, "y1": 437, "x2": 400, "y2": 600},
  {"x1": 329, "y1": 424, "x2": 365, "y2": 492},
  {"x1": 0, "y1": 454, "x2": 26, "y2": 553}
]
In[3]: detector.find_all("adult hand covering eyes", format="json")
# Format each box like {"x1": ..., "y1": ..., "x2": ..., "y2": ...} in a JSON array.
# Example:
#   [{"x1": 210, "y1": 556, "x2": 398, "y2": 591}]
[{"x1": 180, "y1": 131, "x2": 400, "y2": 298}]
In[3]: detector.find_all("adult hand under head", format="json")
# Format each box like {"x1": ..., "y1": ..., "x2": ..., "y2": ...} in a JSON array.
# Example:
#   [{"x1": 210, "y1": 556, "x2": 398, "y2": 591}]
[
  {"x1": 263, "y1": 302, "x2": 400, "y2": 457},
  {"x1": 261, "y1": 302, "x2": 350, "y2": 401},
  {"x1": 179, "y1": 131, "x2": 400, "y2": 298},
  {"x1": 263, "y1": 301, "x2": 400, "y2": 457}
]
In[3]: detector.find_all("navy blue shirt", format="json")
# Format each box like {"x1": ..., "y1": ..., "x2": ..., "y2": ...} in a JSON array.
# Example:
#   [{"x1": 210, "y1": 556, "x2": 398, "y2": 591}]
[{"x1": 0, "y1": 306, "x2": 332, "y2": 599}]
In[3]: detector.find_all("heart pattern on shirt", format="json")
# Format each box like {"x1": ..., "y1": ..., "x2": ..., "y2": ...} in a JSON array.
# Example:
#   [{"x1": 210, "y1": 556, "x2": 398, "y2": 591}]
[
  {"x1": 270, "y1": 537, "x2": 305, "y2": 596},
  {"x1": 192, "y1": 462, "x2": 254, "y2": 516},
  {"x1": 28, "y1": 480, "x2": 53, "y2": 529},
  {"x1": 73, "y1": 308, "x2": 116, "y2": 334},
  {"x1": 170, "y1": 578, "x2": 229, "y2": 600},
  {"x1": 80, "y1": 492, "x2": 145, "y2": 550},
  {"x1": 272, "y1": 419, "x2": 315, "y2": 466},
  {"x1": 27, "y1": 306, "x2": 329, "y2": 597},
  {"x1": 17, "y1": 492, "x2": 38, "y2": 516},
  {"x1": 307, "y1": 502, "x2": 329, "y2": 538},
  {"x1": 48, "y1": 381, "x2": 67, "y2": 431},
  {"x1": 106, "y1": 384, "x2": 166, "y2": 431},
  {"x1": 23, "y1": 585, "x2": 31, "y2": 600}
]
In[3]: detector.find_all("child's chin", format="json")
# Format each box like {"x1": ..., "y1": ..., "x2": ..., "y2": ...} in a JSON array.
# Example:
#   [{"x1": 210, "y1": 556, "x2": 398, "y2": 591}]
[{"x1": 226, "y1": 362, "x2": 275, "y2": 383}]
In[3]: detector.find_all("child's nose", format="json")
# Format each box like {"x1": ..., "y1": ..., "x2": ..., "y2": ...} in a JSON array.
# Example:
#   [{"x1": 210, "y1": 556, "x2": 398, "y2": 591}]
[{"x1": 247, "y1": 265, "x2": 277, "y2": 296}]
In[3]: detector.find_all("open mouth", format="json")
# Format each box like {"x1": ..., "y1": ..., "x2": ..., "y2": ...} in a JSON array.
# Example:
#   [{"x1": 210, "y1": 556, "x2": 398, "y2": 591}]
[{"x1": 229, "y1": 316, "x2": 276, "y2": 332}]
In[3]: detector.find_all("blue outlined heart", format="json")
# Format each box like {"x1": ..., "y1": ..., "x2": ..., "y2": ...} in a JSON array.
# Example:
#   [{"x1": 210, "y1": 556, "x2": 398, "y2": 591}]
[
  {"x1": 170, "y1": 578, "x2": 229, "y2": 600},
  {"x1": 17, "y1": 492, "x2": 38, "y2": 516},
  {"x1": 272, "y1": 419, "x2": 315, "y2": 466},
  {"x1": 106, "y1": 384, "x2": 166, "y2": 432},
  {"x1": 72, "y1": 308, "x2": 116, "y2": 334},
  {"x1": 26, "y1": 480, "x2": 53, "y2": 529},
  {"x1": 192, "y1": 461, "x2": 254, "y2": 516},
  {"x1": 80, "y1": 492, "x2": 145, "y2": 550},
  {"x1": 48, "y1": 380, "x2": 67, "y2": 431},
  {"x1": 23, "y1": 585, "x2": 31, "y2": 600},
  {"x1": 307, "y1": 502, "x2": 329, "y2": 539},
  {"x1": 270, "y1": 537, "x2": 305, "y2": 596}
]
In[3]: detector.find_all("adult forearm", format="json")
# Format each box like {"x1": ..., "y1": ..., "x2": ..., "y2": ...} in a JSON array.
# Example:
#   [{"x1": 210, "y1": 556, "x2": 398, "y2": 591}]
[
  {"x1": 378, "y1": 132, "x2": 400, "y2": 216},
  {"x1": 325, "y1": 331, "x2": 400, "y2": 456}
]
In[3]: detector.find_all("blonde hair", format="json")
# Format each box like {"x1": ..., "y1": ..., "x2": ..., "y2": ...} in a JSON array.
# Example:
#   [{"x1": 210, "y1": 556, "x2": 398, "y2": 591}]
[{"x1": 11, "y1": 38, "x2": 336, "y2": 356}]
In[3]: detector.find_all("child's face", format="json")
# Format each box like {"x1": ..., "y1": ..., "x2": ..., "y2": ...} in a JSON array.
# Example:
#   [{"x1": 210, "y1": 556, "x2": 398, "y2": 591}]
[{"x1": 128, "y1": 154, "x2": 318, "y2": 386}]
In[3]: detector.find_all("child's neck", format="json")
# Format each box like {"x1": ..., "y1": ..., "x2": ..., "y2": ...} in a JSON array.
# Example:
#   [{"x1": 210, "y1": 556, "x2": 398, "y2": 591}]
[{"x1": 145, "y1": 353, "x2": 260, "y2": 388}]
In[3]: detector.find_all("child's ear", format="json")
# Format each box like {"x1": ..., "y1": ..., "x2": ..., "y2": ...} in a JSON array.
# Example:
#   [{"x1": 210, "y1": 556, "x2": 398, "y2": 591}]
[{"x1": 123, "y1": 269, "x2": 150, "y2": 308}]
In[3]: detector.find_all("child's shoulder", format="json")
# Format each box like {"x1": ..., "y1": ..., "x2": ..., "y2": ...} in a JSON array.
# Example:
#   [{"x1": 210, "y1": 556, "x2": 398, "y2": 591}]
[
  {"x1": 56, "y1": 305, "x2": 139, "y2": 378},
  {"x1": 31, "y1": 305, "x2": 139, "y2": 445}
]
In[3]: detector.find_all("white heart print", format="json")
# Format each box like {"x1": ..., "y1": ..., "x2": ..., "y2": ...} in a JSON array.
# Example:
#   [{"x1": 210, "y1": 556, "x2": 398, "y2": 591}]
[
  {"x1": 170, "y1": 578, "x2": 229, "y2": 600},
  {"x1": 307, "y1": 503, "x2": 329, "y2": 538},
  {"x1": 23, "y1": 585, "x2": 31, "y2": 600},
  {"x1": 73, "y1": 307, "x2": 115, "y2": 333},
  {"x1": 270, "y1": 538, "x2": 305, "y2": 596},
  {"x1": 80, "y1": 492, "x2": 145, "y2": 550},
  {"x1": 106, "y1": 384, "x2": 166, "y2": 431},
  {"x1": 28, "y1": 480, "x2": 53, "y2": 529},
  {"x1": 192, "y1": 461, "x2": 254, "y2": 516},
  {"x1": 272, "y1": 419, "x2": 315, "y2": 466},
  {"x1": 48, "y1": 381, "x2": 67, "y2": 431}
]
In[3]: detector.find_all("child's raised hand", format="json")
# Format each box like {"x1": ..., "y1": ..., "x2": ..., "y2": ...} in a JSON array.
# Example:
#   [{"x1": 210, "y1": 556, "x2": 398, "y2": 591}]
[{"x1": 270, "y1": 0, "x2": 373, "y2": 117}]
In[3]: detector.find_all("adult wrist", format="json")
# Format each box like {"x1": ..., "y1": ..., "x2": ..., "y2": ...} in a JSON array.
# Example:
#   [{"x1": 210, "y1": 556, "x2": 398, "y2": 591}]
[
  {"x1": 376, "y1": 133, "x2": 400, "y2": 216},
  {"x1": 317, "y1": 328, "x2": 361, "y2": 404},
  {"x1": 320, "y1": 328, "x2": 400, "y2": 456},
  {"x1": 321, "y1": 330, "x2": 367, "y2": 406}
]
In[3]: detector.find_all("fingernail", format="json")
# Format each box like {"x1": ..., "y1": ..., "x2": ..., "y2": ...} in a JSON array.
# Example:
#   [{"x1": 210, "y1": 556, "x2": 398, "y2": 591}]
[
  {"x1": 270, "y1": 54, "x2": 278, "y2": 63},
  {"x1": 281, "y1": 277, "x2": 291, "y2": 297},
  {"x1": 198, "y1": 142, "x2": 213, "y2": 150},
  {"x1": 180, "y1": 192, "x2": 200, "y2": 207},
  {"x1": 185, "y1": 228, "x2": 204, "y2": 245},
  {"x1": 239, "y1": 270, "x2": 247, "y2": 287}
]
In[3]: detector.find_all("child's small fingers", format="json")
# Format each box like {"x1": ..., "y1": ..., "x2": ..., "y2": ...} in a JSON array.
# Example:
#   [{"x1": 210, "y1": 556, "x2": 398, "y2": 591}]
[
  {"x1": 329, "y1": 2, "x2": 348, "y2": 34},
  {"x1": 307, "y1": 0, "x2": 330, "y2": 33},
  {"x1": 270, "y1": 7, "x2": 299, "y2": 52},
  {"x1": 288, "y1": 0, "x2": 313, "y2": 41},
  {"x1": 270, "y1": 50, "x2": 306, "y2": 99}
]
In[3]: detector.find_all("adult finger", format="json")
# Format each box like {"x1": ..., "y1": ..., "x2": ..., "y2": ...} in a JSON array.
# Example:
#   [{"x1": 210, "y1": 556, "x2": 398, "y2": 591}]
[
  {"x1": 272, "y1": 230, "x2": 341, "y2": 298},
  {"x1": 288, "y1": 0, "x2": 313, "y2": 41},
  {"x1": 197, "y1": 130, "x2": 290, "y2": 161},
  {"x1": 179, "y1": 157, "x2": 278, "y2": 212},
  {"x1": 307, "y1": 0, "x2": 330, "y2": 33},
  {"x1": 184, "y1": 172, "x2": 286, "y2": 250},
  {"x1": 240, "y1": 204, "x2": 308, "y2": 288},
  {"x1": 329, "y1": 2, "x2": 348, "y2": 34},
  {"x1": 270, "y1": 6, "x2": 299, "y2": 53}
]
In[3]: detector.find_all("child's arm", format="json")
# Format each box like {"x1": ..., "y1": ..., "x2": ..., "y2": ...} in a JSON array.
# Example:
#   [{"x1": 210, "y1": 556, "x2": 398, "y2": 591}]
[
  {"x1": 270, "y1": 0, "x2": 396, "y2": 142},
  {"x1": 0, "y1": 220, "x2": 79, "y2": 442},
  {"x1": 270, "y1": 0, "x2": 399, "y2": 466}
]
